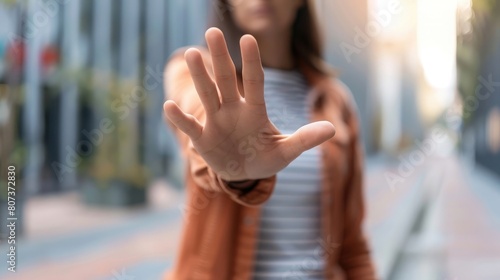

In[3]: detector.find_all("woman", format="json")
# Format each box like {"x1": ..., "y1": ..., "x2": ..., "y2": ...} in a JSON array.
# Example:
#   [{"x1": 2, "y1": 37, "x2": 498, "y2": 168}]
[{"x1": 163, "y1": 0, "x2": 376, "y2": 279}]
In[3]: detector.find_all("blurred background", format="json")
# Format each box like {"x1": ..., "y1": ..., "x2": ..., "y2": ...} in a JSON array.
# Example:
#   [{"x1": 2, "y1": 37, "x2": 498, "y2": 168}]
[{"x1": 0, "y1": 0, "x2": 499, "y2": 279}]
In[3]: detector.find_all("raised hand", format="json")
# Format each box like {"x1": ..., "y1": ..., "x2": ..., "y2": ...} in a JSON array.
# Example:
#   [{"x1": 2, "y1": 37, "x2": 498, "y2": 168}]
[{"x1": 164, "y1": 28, "x2": 335, "y2": 181}]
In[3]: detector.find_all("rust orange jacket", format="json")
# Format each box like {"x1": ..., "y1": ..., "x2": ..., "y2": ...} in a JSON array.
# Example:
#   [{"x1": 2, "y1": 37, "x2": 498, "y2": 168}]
[{"x1": 163, "y1": 47, "x2": 377, "y2": 280}]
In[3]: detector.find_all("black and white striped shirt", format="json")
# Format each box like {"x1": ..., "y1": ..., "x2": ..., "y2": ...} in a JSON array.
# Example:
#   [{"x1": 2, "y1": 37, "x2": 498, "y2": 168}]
[{"x1": 253, "y1": 68, "x2": 325, "y2": 280}]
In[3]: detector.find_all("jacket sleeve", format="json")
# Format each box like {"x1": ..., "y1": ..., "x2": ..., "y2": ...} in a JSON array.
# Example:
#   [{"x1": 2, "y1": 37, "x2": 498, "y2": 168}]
[
  {"x1": 164, "y1": 48, "x2": 276, "y2": 207},
  {"x1": 336, "y1": 82, "x2": 377, "y2": 279}
]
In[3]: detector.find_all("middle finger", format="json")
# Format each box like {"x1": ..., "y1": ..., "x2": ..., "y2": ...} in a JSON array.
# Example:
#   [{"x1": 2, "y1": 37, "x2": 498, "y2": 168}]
[{"x1": 205, "y1": 28, "x2": 240, "y2": 104}]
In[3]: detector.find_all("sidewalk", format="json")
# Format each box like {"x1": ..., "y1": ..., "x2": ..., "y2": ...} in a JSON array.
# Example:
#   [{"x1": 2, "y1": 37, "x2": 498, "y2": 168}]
[
  {"x1": 0, "y1": 182, "x2": 185, "y2": 280},
  {"x1": 440, "y1": 159, "x2": 500, "y2": 279},
  {"x1": 385, "y1": 153, "x2": 500, "y2": 280},
  {"x1": 1, "y1": 154, "x2": 499, "y2": 280}
]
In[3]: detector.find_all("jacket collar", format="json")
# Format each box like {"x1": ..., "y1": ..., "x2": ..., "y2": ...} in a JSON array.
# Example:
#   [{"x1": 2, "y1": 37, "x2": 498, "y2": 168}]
[{"x1": 299, "y1": 60, "x2": 332, "y2": 112}]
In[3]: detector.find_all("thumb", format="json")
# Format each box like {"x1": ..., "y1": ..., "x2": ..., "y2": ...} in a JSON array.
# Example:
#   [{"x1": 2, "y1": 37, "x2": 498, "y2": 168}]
[{"x1": 280, "y1": 121, "x2": 335, "y2": 163}]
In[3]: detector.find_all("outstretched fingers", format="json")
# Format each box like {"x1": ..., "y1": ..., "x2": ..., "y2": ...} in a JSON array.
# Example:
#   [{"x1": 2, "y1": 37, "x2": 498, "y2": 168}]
[
  {"x1": 280, "y1": 121, "x2": 336, "y2": 163},
  {"x1": 240, "y1": 34, "x2": 265, "y2": 106},
  {"x1": 185, "y1": 48, "x2": 220, "y2": 115},
  {"x1": 205, "y1": 28, "x2": 240, "y2": 104},
  {"x1": 164, "y1": 100, "x2": 203, "y2": 141}
]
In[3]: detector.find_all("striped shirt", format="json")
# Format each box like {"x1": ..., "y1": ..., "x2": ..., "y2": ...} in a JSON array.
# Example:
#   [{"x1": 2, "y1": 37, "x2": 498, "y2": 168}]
[{"x1": 253, "y1": 68, "x2": 325, "y2": 280}]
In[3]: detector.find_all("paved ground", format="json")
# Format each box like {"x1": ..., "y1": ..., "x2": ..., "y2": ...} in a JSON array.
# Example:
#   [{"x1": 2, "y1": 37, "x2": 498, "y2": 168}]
[
  {"x1": 1, "y1": 153, "x2": 499, "y2": 280},
  {"x1": 441, "y1": 159, "x2": 500, "y2": 280},
  {"x1": 0, "y1": 182, "x2": 184, "y2": 280}
]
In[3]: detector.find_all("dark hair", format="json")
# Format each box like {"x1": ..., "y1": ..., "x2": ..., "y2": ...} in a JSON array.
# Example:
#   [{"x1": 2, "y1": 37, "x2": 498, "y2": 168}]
[{"x1": 208, "y1": 0, "x2": 331, "y2": 77}]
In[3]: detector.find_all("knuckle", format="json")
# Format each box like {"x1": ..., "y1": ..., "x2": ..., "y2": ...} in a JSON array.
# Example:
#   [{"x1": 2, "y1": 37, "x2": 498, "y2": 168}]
[
  {"x1": 198, "y1": 88, "x2": 214, "y2": 97},
  {"x1": 216, "y1": 72, "x2": 235, "y2": 81},
  {"x1": 211, "y1": 51, "x2": 227, "y2": 59},
  {"x1": 244, "y1": 76, "x2": 264, "y2": 86},
  {"x1": 191, "y1": 72, "x2": 206, "y2": 80},
  {"x1": 244, "y1": 56, "x2": 261, "y2": 64}
]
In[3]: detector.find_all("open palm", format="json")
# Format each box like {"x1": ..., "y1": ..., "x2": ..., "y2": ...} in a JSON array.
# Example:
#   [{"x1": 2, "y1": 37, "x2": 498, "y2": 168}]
[{"x1": 164, "y1": 28, "x2": 335, "y2": 182}]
